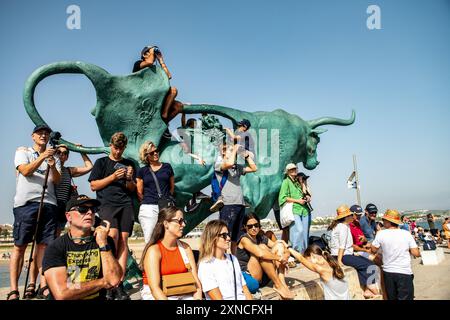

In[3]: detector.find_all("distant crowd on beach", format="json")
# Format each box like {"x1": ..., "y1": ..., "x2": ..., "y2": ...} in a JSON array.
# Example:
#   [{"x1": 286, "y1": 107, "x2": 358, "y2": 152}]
[{"x1": 6, "y1": 45, "x2": 450, "y2": 301}]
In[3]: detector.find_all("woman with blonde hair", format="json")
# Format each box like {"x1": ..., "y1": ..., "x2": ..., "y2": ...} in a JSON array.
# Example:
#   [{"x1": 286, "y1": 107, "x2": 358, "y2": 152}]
[
  {"x1": 198, "y1": 220, "x2": 253, "y2": 300},
  {"x1": 137, "y1": 141, "x2": 175, "y2": 243},
  {"x1": 139, "y1": 207, "x2": 202, "y2": 300}
]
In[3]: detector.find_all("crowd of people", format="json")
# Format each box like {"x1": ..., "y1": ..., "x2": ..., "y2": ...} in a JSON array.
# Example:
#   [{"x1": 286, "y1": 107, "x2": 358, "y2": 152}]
[{"x1": 6, "y1": 45, "x2": 449, "y2": 301}]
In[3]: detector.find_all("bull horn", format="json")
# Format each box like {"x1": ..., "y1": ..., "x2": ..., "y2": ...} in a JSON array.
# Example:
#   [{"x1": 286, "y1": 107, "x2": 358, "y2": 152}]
[
  {"x1": 308, "y1": 110, "x2": 356, "y2": 129},
  {"x1": 23, "y1": 61, "x2": 110, "y2": 154}
]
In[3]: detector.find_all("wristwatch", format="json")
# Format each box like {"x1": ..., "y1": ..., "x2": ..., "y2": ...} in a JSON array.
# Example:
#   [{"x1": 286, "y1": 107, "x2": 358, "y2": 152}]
[{"x1": 99, "y1": 244, "x2": 111, "y2": 252}]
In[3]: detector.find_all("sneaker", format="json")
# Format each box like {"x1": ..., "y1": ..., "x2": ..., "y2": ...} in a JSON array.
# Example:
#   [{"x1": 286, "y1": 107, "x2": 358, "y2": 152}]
[
  {"x1": 252, "y1": 290, "x2": 262, "y2": 300},
  {"x1": 210, "y1": 198, "x2": 224, "y2": 212},
  {"x1": 186, "y1": 199, "x2": 201, "y2": 213},
  {"x1": 115, "y1": 283, "x2": 130, "y2": 300},
  {"x1": 105, "y1": 289, "x2": 115, "y2": 301},
  {"x1": 195, "y1": 192, "x2": 210, "y2": 200}
]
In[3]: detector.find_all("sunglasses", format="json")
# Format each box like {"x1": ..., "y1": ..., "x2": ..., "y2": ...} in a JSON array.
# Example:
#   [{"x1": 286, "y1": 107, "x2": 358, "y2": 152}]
[
  {"x1": 147, "y1": 149, "x2": 159, "y2": 156},
  {"x1": 72, "y1": 206, "x2": 98, "y2": 215},
  {"x1": 170, "y1": 218, "x2": 186, "y2": 226},
  {"x1": 246, "y1": 223, "x2": 260, "y2": 229},
  {"x1": 57, "y1": 150, "x2": 69, "y2": 156},
  {"x1": 218, "y1": 232, "x2": 231, "y2": 240}
]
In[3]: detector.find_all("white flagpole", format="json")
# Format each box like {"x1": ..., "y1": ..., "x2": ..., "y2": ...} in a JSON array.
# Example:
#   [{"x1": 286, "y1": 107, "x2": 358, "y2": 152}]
[{"x1": 353, "y1": 154, "x2": 361, "y2": 206}]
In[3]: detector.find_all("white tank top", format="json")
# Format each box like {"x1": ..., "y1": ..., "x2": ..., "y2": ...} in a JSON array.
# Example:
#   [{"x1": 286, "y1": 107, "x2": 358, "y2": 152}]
[{"x1": 320, "y1": 276, "x2": 350, "y2": 300}]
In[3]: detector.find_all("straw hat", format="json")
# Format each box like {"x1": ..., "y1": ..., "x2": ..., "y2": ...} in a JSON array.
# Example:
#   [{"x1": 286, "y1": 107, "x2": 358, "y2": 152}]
[
  {"x1": 285, "y1": 163, "x2": 297, "y2": 174},
  {"x1": 335, "y1": 205, "x2": 353, "y2": 220},
  {"x1": 382, "y1": 209, "x2": 401, "y2": 225}
]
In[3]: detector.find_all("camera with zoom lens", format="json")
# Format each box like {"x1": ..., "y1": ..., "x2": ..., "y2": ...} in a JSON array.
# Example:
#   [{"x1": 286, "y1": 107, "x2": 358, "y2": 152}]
[
  {"x1": 153, "y1": 46, "x2": 161, "y2": 55},
  {"x1": 49, "y1": 131, "x2": 61, "y2": 149},
  {"x1": 302, "y1": 196, "x2": 314, "y2": 212}
]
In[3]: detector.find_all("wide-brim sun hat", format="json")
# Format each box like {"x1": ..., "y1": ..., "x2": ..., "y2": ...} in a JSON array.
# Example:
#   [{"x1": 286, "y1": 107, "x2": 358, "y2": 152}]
[
  {"x1": 285, "y1": 163, "x2": 297, "y2": 174},
  {"x1": 382, "y1": 209, "x2": 401, "y2": 225},
  {"x1": 335, "y1": 205, "x2": 353, "y2": 220}
]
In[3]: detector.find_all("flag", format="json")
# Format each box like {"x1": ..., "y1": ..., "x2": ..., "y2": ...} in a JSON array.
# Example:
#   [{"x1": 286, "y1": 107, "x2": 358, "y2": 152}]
[{"x1": 347, "y1": 171, "x2": 358, "y2": 189}]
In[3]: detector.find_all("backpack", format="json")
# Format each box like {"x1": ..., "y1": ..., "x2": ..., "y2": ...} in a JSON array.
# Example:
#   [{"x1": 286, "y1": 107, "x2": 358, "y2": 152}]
[
  {"x1": 308, "y1": 233, "x2": 331, "y2": 253},
  {"x1": 422, "y1": 240, "x2": 436, "y2": 251}
]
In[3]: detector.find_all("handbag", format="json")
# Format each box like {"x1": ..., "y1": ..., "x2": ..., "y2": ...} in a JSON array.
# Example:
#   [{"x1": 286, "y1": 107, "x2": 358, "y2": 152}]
[
  {"x1": 161, "y1": 240, "x2": 197, "y2": 296},
  {"x1": 280, "y1": 181, "x2": 295, "y2": 228},
  {"x1": 148, "y1": 166, "x2": 175, "y2": 210}
]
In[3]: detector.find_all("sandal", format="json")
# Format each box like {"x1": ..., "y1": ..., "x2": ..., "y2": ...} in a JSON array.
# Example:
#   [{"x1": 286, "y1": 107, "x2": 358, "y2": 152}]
[
  {"x1": 6, "y1": 290, "x2": 20, "y2": 300},
  {"x1": 36, "y1": 285, "x2": 50, "y2": 300},
  {"x1": 24, "y1": 283, "x2": 37, "y2": 299}
]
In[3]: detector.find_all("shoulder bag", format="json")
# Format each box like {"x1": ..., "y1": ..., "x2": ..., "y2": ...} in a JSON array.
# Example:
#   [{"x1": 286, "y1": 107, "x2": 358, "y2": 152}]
[
  {"x1": 148, "y1": 165, "x2": 175, "y2": 210},
  {"x1": 161, "y1": 240, "x2": 197, "y2": 296},
  {"x1": 280, "y1": 180, "x2": 295, "y2": 228}
]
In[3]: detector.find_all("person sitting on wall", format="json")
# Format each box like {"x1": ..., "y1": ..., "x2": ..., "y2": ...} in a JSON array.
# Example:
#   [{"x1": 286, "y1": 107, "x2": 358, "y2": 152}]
[{"x1": 236, "y1": 213, "x2": 295, "y2": 300}]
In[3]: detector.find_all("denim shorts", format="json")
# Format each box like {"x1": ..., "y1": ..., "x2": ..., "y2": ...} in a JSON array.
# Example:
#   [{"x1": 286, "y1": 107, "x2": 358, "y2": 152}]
[
  {"x1": 219, "y1": 205, "x2": 245, "y2": 242},
  {"x1": 13, "y1": 202, "x2": 57, "y2": 246}
]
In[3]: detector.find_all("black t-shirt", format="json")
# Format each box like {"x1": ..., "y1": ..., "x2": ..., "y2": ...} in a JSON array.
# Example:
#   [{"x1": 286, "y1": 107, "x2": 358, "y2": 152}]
[
  {"x1": 42, "y1": 234, "x2": 116, "y2": 300},
  {"x1": 236, "y1": 233, "x2": 269, "y2": 272},
  {"x1": 88, "y1": 156, "x2": 136, "y2": 207},
  {"x1": 137, "y1": 163, "x2": 174, "y2": 205},
  {"x1": 133, "y1": 60, "x2": 145, "y2": 73}
]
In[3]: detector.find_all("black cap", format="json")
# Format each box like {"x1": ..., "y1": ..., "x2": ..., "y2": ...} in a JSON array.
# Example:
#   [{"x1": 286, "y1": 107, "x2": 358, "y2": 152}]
[
  {"x1": 33, "y1": 124, "x2": 52, "y2": 134},
  {"x1": 66, "y1": 194, "x2": 101, "y2": 212},
  {"x1": 297, "y1": 172, "x2": 310, "y2": 180},
  {"x1": 350, "y1": 204, "x2": 363, "y2": 214},
  {"x1": 365, "y1": 203, "x2": 378, "y2": 214},
  {"x1": 237, "y1": 119, "x2": 251, "y2": 129}
]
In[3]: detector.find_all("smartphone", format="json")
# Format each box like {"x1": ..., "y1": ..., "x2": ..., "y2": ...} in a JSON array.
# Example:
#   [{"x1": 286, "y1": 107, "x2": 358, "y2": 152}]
[{"x1": 113, "y1": 162, "x2": 127, "y2": 170}]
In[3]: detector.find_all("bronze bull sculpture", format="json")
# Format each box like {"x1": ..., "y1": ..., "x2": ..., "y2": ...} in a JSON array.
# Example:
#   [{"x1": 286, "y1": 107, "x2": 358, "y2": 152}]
[{"x1": 23, "y1": 61, "x2": 355, "y2": 233}]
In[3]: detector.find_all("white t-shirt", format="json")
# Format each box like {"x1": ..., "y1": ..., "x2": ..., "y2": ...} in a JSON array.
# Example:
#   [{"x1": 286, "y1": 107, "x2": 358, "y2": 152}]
[
  {"x1": 330, "y1": 223, "x2": 354, "y2": 256},
  {"x1": 14, "y1": 147, "x2": 61, "y2": 208},
  {"x1": 198, "y1": 254, "x2": 247, "y2": 300},
  {"x1": 372, "y1": 229, "x2": 418, "y2": 275}
]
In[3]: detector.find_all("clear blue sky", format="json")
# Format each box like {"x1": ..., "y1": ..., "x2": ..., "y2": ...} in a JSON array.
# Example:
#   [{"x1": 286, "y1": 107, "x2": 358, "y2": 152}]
[{"x1": 1, "y1": 0, "x2": 449, "y2": 224}]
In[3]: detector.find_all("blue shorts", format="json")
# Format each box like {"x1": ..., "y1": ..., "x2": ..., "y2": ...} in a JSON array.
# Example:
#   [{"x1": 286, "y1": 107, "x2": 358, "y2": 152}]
[
  {"x1": 219, "y1": 205, "x2": 245, "y2": 242},
  {"x1": 13, "y1": 202, "x2": 57, "y2": 246},
  {"x1": 242, "y1": 271, "x2": 271, "y2": 294},
  {"x1": 242, "y1": 271, "x2": 260, "y2": 294}
]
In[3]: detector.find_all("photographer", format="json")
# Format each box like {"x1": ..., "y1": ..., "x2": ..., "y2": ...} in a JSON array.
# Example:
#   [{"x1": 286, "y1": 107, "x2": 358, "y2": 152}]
[
  {"x1": 7, "y1": 125, "x2": 61, "y2": 300},
  {"x1": 42, "y1": 195, "x2": 122, "y2": 300},
  {"x1": 89, "y1": 132, "x2": 136, "y2": 300},
  {"x1": 133, "y1": 45, "x2": 183, "y2": 123}
]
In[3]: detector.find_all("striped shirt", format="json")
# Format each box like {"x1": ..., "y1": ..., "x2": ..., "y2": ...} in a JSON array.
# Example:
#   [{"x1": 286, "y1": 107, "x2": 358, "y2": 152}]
[{"x1": 55, "y1": 166, "x2": 72, "y2": 203}]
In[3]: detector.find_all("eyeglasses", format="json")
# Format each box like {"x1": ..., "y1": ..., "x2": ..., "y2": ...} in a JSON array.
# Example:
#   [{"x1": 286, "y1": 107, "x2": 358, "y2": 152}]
[
  {"x1": 246, "y1": 223, "x2": 260, "y2": 229},
  {"x1": 57, "y1": 150, "x2": 69, "y2": 156},
  {"x1": 170, "y1": 218, "x2": 186, "y2": 226},
  {"x1": 72, "y1": 206, "x2": 98, "y2": 215},
  {"x1": 218, "y1": 232, "x2": 231, "y2": 240}
]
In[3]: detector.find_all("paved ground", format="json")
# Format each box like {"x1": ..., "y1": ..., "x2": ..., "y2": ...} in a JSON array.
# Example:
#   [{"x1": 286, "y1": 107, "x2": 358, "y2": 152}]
[{"x1": 1, "y1": 240, "x2": 449, "y2": 300}]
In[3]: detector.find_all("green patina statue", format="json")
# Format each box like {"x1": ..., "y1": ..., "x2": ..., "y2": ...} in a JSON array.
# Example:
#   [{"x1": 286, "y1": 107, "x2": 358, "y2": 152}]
[{"x1": 23, "y1": 61, "x2": 355, "y2": 234}]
